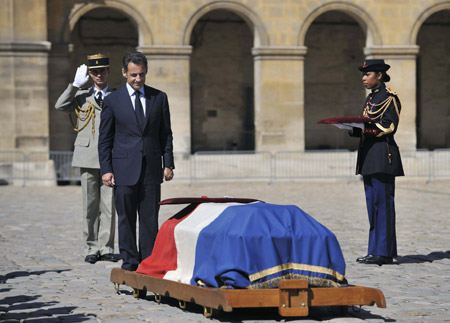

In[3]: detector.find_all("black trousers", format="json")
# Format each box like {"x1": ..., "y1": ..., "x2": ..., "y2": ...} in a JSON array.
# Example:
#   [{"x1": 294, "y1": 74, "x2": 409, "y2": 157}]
[{"x1": 114, "y1": 157, "x2": 161, "y2": 271}]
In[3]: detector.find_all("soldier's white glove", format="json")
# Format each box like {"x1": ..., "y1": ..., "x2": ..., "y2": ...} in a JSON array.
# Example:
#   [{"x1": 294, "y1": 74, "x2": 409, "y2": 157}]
[{"x1": 72, "y1": 64, "x2": 89, "y2": 88}]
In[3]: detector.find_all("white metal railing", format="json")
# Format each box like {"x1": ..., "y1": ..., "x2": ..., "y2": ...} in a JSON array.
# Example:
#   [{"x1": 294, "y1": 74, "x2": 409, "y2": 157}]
[
  {"x1": 192, "y1": 151, "x2": 272, "y2": 181},
  {"x1": 0, "y1": 149, "x2": 449, "y2": 185},
  {"x1": 274, "y1": 150, "x2": 356, "y2": 180},
  {"x1": 0, "y1": 151, "x2": 26, "y2": 185}
]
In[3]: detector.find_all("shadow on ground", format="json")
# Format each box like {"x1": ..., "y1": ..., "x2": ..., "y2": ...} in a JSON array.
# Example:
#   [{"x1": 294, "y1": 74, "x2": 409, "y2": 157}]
[
  {"x1": 396, "y1": 250, "x2": 450, "y2": 264},
  {"x1": 0, "y1": 269, "x2": 95, "y2": 322}
]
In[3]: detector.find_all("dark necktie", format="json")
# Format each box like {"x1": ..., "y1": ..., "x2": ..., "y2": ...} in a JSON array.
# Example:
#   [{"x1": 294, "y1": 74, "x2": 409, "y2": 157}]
[
  {"x1": 96, "y1": 92, "x2": 103, "y2": 107},
  {"x1": 134, "y1": 91, "x2": 145, "y2": 130}
]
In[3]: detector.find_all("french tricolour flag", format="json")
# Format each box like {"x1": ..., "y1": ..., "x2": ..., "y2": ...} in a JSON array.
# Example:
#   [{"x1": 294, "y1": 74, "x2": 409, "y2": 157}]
[{"x1": 137, "y1": 199, "x2": 347, "y2": 289}]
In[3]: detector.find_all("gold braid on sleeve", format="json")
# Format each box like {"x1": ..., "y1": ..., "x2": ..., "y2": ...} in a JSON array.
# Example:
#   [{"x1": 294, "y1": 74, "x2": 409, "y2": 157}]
[{"x1": 69, "y1": 102, "x2": 96, "y2": 136}]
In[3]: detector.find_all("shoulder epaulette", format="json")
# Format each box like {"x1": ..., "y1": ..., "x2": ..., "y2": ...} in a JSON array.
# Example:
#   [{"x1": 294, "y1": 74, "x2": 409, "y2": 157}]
[{"x1": 386, "y1": 87, "x2": 398, "y2": 96}]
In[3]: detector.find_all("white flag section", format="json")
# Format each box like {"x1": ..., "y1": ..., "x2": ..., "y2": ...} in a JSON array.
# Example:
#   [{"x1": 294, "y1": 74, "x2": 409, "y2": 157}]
[{"x1": 163, "y1": 203, "x2": 242, "y2": 283}]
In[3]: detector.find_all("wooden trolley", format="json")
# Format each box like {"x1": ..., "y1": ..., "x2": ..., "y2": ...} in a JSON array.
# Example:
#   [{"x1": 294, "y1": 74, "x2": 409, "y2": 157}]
[{"x1": 111, "y1": 268, "x2": 386, "y2": 318}]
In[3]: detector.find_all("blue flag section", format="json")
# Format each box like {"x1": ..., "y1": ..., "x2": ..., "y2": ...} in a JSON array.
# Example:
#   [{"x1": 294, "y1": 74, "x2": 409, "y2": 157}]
[{"x1": 191, "y1": 202, "x2": 347, "y2": 289}]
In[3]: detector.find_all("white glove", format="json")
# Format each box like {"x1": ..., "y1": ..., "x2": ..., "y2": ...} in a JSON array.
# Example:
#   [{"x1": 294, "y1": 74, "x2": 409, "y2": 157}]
[
  {"x1": 344, "y1": 122, "x2": 365, "y2": 130},
  {"x1": 72, "y1": 64, "x2": 89, "y2": 88},
  {"x1": 332, "y1": 123, "x2": 354, "y2": 131},
  {"x1": 332, "y1": 123, "x2": 365, "y2": 131}
]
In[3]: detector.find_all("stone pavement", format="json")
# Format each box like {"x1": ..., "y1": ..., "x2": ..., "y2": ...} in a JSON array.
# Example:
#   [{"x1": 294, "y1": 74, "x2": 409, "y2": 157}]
[{"x1": 1, "y1": 178, "x2": 449, "y2": 322}]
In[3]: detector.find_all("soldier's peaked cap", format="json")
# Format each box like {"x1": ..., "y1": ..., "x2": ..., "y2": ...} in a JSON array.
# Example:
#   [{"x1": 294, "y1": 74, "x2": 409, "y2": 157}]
[{"x1": 87, "y1": 53, "x2": 109, "y2": 69}]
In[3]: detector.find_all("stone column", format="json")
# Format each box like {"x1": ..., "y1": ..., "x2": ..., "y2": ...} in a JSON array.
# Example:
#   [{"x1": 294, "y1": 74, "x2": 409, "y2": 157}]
[
  {"x1": 48, "y1": 43, "x2": 73, "y2": 151},
  {"x1": 139, "y1": 45, "x2": 193, "y2": 154},
  {"x1": 0, "y1": 41, "x2": 51, "y2": 152},
  {"x1": 252, "y1": 46, "x2": 308, "y2": 153},
  {"x1": 0, "y1": 0, "x2": 51, "y2": 153},
  {"x1": 364, "y1": 45, "x2": 420, "y2": 151}
]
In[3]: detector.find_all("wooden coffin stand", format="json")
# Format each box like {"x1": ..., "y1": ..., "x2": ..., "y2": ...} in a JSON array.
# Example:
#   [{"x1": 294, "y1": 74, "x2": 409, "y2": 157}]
[
  {"x1": 111, "y1": 268, "x2": 385, "y2": 318},
  {"x1": 110, "y1": 197, "x2": 386, "y2": 318}
]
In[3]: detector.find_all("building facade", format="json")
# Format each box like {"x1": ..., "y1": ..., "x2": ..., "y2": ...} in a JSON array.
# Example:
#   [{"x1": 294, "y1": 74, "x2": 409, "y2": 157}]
[{"x1": 1, "y1": 0, "x2": 449, "y2": 154}]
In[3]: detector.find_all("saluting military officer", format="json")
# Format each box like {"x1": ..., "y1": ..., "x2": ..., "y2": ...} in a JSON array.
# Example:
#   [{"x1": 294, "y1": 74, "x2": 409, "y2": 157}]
[
  {"x1": 55, "y1": 53, "x2": 119, "y2": 264},
  {"x1": 350, "y1": 59, "x2": 404, "y2": 266}
]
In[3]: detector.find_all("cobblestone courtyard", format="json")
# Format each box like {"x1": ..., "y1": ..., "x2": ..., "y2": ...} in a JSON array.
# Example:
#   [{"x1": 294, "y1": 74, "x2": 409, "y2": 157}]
[{"x1": 1, "y1": 178, "x2": 449, "y2": 322}]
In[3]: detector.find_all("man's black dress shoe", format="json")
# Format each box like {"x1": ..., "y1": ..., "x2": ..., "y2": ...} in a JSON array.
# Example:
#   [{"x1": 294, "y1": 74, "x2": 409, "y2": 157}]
[
  {"x1": 99, "y1": 253, "x2": 120, "y2": 262},
  {"x1": 84, "y1": 254, "x2": 98, "y2": 264},
  {"x1": 358, "y1": 255, "x2": 393, "y2": 266},
  {"x1": 356, "y1": 255, "x2": 370, "y2": 263}
]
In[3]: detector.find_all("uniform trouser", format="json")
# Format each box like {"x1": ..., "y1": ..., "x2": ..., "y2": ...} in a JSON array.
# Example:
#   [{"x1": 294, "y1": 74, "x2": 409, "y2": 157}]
[
  {"x1": 363, "y1": 173, "x2": 397, "y2": 258},
  {"x1": 114, "y1": 157, "x2": 161, "y2": 271},
  {"x1": 80, "y1": 168, "x2": 115, "y2": 256}
]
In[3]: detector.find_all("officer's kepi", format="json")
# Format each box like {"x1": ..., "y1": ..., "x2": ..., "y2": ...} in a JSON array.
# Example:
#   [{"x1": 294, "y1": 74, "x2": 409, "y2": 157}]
[{"x1": 87, "y1": 53, "x2": 109, "y2": 69}]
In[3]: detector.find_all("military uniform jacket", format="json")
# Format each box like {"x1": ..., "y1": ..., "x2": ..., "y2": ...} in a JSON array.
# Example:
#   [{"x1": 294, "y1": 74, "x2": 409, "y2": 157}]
[
  {"x1": 55, "y1": 84, "x2": 113, "y2": 169},
  {"x1": 355, "y1": 83, "x2": 404, "y2": 177}
]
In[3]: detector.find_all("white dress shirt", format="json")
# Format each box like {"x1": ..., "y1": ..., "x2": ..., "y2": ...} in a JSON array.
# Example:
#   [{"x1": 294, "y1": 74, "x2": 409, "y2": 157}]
[
  {"x1": 93, "y1": 86, "x2": 109, "y2": 101},
  {"x1": 126, "y1": 83, "x2": 146, "y2": 116}
]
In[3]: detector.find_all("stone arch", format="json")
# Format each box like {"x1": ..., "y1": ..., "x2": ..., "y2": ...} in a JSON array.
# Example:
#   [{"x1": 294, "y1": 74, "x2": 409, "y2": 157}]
[
  {"x1": 64, "y1": 0, "x2": 152, "y2": 46},
  {"x1": 303, "y1": 10, "x2": 366, "y2": 150},
  {"x1": 50, "y1": 1, "x2": 144, "y2": 151},
  {"x1": 414, "y1": 4, "x2": 450, "y2": 148},
  {"x1": 297, "y1": 1, "x2": 381, "y2": 46},
  {"x1": 182, "y1": 0, "x2": 269, "y2": 47},
  {"x1": 410, "y1": 1, "x2": 450, "y2": 45},
  {"x1": 188, "y1": 9, "x2": 255, "y2": 152}
]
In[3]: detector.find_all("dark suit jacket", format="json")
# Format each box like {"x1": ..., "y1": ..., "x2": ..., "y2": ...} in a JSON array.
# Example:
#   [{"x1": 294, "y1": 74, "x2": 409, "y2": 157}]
[
  {"x1": 98, "y1": 85, "x2": 174, "y2": 186},
  {"x1": 354, "y1": 83, "x2": 404, "y2": 177}
]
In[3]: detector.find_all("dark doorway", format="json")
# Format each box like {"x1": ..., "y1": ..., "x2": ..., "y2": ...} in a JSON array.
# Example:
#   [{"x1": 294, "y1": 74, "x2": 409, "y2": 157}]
[
  {"x1": 304, "y1": 11, "x2": 365, "y2": 150},
  {"x1": 69, "y1": 8, "x2": 138, "y2": 89},
  {"x1": 190, "y1": 10, "x2": 254, "y2": 153},
  {"x1": 417, "y1": 10, "x2": 450, "y2": 149},
  {"x1": 49, "y1": 8, "x2": 138, "y2": 151}
]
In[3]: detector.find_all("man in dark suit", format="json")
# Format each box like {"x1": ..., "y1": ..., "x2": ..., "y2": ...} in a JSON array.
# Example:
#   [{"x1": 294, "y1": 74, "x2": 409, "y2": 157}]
[
  {"x1": 98, "y1": 51, "x2": 174, "y2": 271},
  {"x1": 350, "y1": 59, "x2": 404, "y2": 266}
]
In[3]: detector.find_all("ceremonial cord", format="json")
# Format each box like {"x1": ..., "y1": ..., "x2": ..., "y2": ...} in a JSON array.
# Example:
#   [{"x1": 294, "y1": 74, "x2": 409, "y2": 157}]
[
  {"x1": 363, "y1": 96, "x2": 400, "y2": 122},
  {"x1": 69, "y1": 102, "x2": 96, "y2": 136}
]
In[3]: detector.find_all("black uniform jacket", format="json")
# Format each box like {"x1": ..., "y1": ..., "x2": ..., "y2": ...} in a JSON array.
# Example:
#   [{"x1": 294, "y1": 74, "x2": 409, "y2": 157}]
[{"x1": 353, "y1": 83, "x2": 404, "y2": 177}]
